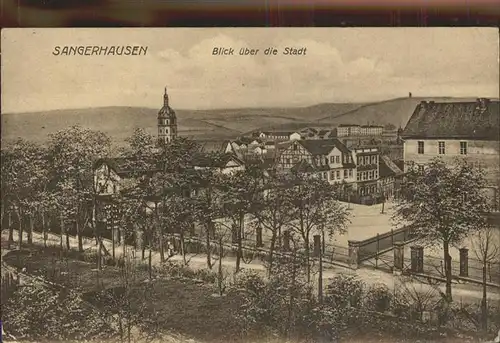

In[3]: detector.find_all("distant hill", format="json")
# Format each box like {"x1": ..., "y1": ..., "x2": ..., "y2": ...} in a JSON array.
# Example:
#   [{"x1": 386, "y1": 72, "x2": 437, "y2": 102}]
[
  {"x1": 316, "y1": 97, "x2": 482, "y2": 128},
  {"x1": 0, "y1": 103, "x2": 366, "y2": 145},
  {"x1": 1, "y1": 107, "x2": 241, "y2": 145},
  {"x1": 1, "y1": 97, "x2": 488, "y2": 145}
]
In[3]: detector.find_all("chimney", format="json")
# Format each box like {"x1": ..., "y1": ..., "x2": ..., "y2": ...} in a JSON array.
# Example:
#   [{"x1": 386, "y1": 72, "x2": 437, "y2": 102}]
[
  {"x1": 420, "y1": 100, "x2": 429, "y2": 109},
  {"x1": 409, "y1": 92, "x2": 412, "y2": 98}
]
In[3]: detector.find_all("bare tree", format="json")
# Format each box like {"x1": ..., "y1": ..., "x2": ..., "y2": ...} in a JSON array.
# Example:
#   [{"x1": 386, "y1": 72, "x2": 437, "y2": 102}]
[{"x1": 471, "y1": 225, "x2": 500, "y2": 332}]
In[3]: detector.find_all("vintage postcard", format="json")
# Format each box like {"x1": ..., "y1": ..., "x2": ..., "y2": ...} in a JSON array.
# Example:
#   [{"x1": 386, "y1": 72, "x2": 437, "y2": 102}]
[{"x1": 1, "y1": 28, "x2": 499, "y2": 343}]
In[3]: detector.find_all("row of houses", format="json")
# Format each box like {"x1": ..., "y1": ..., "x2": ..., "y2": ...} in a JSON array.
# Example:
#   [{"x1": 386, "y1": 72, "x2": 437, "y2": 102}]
[
  {"x1": 99, "y1": 90, "x2": 499, "y2": 210},
  {"x1": 251, "y1": 125, "x2": 385, "y2": 142},
  {"x1": 336, "y1": 124, "x2": 384, "y2": 137}
]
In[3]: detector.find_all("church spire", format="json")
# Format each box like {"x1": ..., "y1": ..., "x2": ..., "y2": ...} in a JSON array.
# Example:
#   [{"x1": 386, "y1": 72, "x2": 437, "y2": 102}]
[{"x1": 163, "y1": 86, "x2": 169, "y2": 106}]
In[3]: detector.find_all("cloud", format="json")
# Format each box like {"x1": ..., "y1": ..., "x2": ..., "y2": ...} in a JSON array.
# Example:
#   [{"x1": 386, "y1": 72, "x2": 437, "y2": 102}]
[{"x1": 1, "y1": 29, "x2": 498, "y2": 113}]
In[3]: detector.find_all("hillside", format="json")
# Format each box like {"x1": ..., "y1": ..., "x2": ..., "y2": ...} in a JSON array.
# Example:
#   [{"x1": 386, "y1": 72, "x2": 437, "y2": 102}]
[
  {"x1": 1, "y1": 97, "x2": 488, "y2": 145},
  {"x1": 1, "y1": 107, "x2": 241, "y2": 145},
  {"x1": 316, "y1": 97, "x2": 482, "y2": 128},
  {"x1": 0, "y1": 103, "x2": 366, "y2": 144}
]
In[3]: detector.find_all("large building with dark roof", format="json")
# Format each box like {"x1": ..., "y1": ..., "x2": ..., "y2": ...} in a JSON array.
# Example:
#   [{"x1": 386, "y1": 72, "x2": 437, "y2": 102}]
[{"x1": 401, "y1": 98, "x2": 499, "y2": 192}]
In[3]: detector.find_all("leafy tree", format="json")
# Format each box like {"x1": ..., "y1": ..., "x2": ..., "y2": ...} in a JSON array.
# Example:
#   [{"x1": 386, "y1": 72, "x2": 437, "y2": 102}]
[
  {"x1": 1, "y1": 139, "x2": 49, "y2": 249},
  {"x1": 393, "y1": 158, "x2": 491, "y2": 301},
  {"x1": 47, "y1": 125, "x2": 112, "y2": 253},
  {"x1": 250, "y1": 172, "x2": 295, "y2": 276},
  {"x1": 219, "y1": 166, "x2": 263, "y2": 273},
  {"x1": 191, "y1": 153, "x2": 229, "y2": 269},
  {"x1": 287, "y1": 174, "x2": 350, "y2": 282}
]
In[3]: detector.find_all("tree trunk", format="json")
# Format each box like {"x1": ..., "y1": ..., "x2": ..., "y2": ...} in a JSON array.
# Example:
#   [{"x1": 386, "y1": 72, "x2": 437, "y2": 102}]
[
  {"x1": 159, "y1": 227, "x2": 165, "y2": 263},
  {"x1": 76, "y1": 220, "x2": 84, "y2": 253},
  {"x1": 112, "y1": 220, "x2": 116, "y2": 261},
  {"x1": 218, "y1": 236, "x2": 224, "y2": 296},
  {"x1": 443, "y1": 241, "x2": 453, "y2": 302},
  {"x1": 148, "y1": 238, "x2": 152, "y2": 280},
  {"x1": 235, "y1": 213, "x2": 244, "y2": 273},
  {"x1": 66, "y1": 225, "x2": 70, "y2": 250},
  {"x1": 16, "y1": 208, "x2": 23, "y2": 250},
  {"x1": 305, "y1": 235, "x2": 311, "y2": 283},
  {"x1": 481, "y1": 263, "x2": 488, "y2": 332},
  {"x1": 268, "y1": 231, "x2": 277, "y2": 277},
  {"x1": 206, "y1": 221, "x2": 212, "y2": 269},
  {"x1": 8, "y1": 211, "x2": 14, "y2": 249},
  {"x1": 27, "y1": 212, "x2": 33, "y2": 245},
  {"x1": 42, "y1": 211, "x2": 47, "y2": 248},
  {"x1": 60, "y1": 213, "x2": 64, "y2": 252},
  {"x1": 141, "y1": 231, "x2": 146, "y2": 260},
  {"x1": 180, "y1": 230, "x2": 187, "y2": 265}
]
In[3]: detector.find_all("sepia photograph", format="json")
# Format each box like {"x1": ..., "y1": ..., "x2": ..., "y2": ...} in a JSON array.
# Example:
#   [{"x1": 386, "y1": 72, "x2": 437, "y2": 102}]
[{"x1": 1, "y1": 28, "x2": 499, "y2": 343}]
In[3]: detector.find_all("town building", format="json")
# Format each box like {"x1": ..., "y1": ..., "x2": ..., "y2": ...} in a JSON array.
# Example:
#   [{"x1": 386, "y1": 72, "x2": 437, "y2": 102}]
[
  {"x1": 401, "y1": 98, "x2": 499, "y2": 207},
  {"x1": 277, "y1": 139, "x2": 358, "y2": 188},
  {"x1": 337, "y1": 124, "x2": 361, "y2": 137},
  {"x1": 378, "y1": 155, "x2": 404, "y2": 199},
  {"x1": 253, "y1": 131, "x2": 302, "y2": 141},
  {"x1": 336, "y1": 124, "x2": 383, "y2": 137},
  {"x1": 352, "y1": 146, "x2": 380, "y2": 196}
]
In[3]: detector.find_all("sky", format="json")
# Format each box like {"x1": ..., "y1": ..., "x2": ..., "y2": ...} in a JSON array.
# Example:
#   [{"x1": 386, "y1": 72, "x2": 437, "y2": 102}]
[{"x1": 1, "y1": 28, "x2": 498, "y2": 113}]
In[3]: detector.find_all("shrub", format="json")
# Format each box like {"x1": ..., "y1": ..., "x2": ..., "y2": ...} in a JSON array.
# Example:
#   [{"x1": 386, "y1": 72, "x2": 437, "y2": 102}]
[
  {"x1": 364, "y1": 283, "x2": 393, "y2": 313},
  {"x1": 325, "y1": 275, "x2": 365, "y2": 309}
]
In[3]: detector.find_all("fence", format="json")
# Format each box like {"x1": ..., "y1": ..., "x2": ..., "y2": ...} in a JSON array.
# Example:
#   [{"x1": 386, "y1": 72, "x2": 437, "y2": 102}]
[{"x1": 352, "y1": 226, "x2": 416, "y2": 263}]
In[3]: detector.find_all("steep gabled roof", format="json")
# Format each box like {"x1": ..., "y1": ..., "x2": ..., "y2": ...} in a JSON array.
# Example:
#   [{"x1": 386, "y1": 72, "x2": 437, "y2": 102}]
[
  {"x1": 379, "y1": 155, "x2": 404, "y2": 178},
  {"x1": 94, "y1": 157, "x2": 161, "y2": 177},
  {"x1": 298, "y1": 139, "x2": 351, "y2": 156},
  {"x1": 196, "y1": 139, "x2": 231, "y2": 153},
  {"x1": 192, "y1": 152, "x2": 243, "y2": 168},
  {"x1": 290, "y1": 160, "x2": 316, "y2": 173},
  {"x1": 402, "y1": 99, "x2": 500, "y2": 140}
]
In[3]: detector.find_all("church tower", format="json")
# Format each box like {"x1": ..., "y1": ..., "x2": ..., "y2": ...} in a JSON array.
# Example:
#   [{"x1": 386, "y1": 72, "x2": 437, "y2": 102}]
[{"x1": 157, "y1": 87, "x2": 177, "y2": 144}]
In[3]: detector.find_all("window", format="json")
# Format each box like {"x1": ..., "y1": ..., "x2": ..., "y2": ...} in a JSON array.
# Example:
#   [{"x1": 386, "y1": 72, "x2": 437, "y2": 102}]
[
  {"x1": 369, "y1": 171, "x2": 373, "y2": 179},
  {"x1": 460, "y1": 141, "x2": 468, "y2": 155},
  {"x1": 344, "y1": 170, "x2": 348, "y2": 179},
  {"x1": 323, "y1": 172, "x2": 327, "y2": 180},
  {"x1": 374, "y1": 170, "x2": 378, "y2": 179},
  {"x1": 357, "y1": 157, "x2": 362, "y2": 165},
  {"x1": 418, "y1": 165, "x2": 425, "y2": 173},
  {"x1": 324, "y1": 158, "x2": 328, "y2": 165},
  {"x1": 335, "y1": 156, "x2": 340, "y2": 164},
  {"x1": 113, "y1": 184, "x2": 117, "y2": 193},
  {"x1": 330, "y1": 171, "x2": 335, "y2": 180},
  {"x1": 334, "y1": 170, "x2": 339, "y2": 179},
  {"x1": 438, "y1": 141, "x2": 445, "y2": 155},
  {"x1": 330, "y1": 156, "x2": 335, "y2": 163},
  {"x1": 362, "y1": 172, "x2": 366, "y2": 181},
  {"x1": 349, "y1": 169, "x2": 353, "y2": 177},
  {"x1": 293, "y1": 144, "x2": 298, "y2": 151},
  {"x1": 357, "y1": 172, "x2": 361, "y2": 181},
  {"x1": 286, "y1": 158, "x2": 291, "y2": 165},
  {"x1": 418, "y1": 141, "x2": 425, "y2": 154}
]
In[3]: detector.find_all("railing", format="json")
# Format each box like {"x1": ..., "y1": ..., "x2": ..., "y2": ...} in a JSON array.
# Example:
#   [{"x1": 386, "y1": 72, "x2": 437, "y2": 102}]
[{"x1": 352, "y1": 226, "x2": 416, "y2": 262}]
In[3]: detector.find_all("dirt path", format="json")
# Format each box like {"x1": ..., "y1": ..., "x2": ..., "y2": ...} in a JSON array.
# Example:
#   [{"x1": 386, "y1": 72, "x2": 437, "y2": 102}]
[{"x1": 3, "y1": 229, "x2": 499, "y2": 304}]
